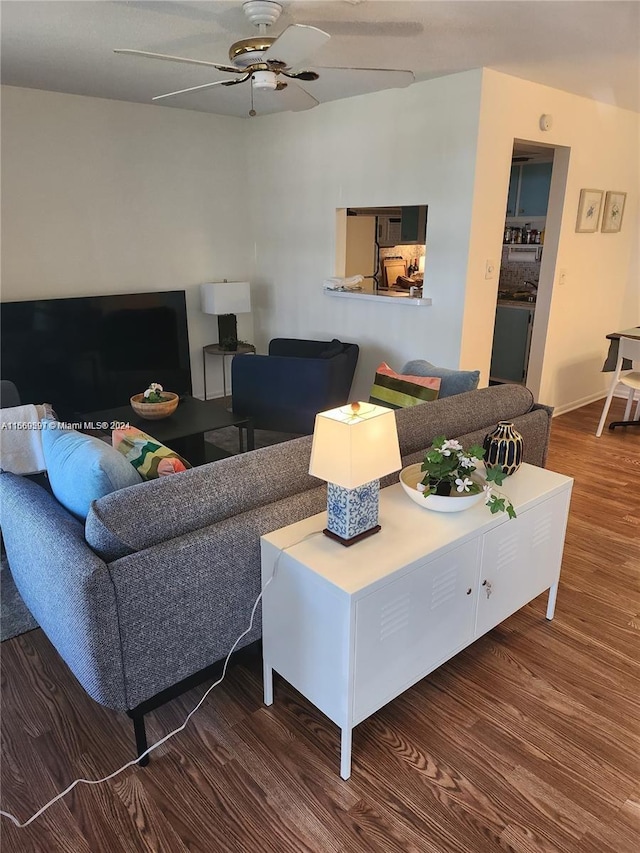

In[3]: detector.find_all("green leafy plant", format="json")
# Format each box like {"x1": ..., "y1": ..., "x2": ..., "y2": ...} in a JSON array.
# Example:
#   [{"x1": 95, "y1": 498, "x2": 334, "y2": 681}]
[
  {"x1": 420, "y1": 436, "x2": 516, "y2": 518},
  {"x1": 142, "y1": 382, "x2": 169, "y2": 403}
]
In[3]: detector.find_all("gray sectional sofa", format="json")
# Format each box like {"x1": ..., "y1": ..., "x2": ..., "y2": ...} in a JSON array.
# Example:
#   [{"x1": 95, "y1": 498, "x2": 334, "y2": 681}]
[{"x1": 0, "y1": 384, "x2": 552, "y2": 759}]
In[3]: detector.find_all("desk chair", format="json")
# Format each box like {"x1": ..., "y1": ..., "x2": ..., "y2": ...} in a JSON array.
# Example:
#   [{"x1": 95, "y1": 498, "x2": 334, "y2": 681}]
[{"x1": 596, "y1": 336, "x2": 640, "y2": 435}]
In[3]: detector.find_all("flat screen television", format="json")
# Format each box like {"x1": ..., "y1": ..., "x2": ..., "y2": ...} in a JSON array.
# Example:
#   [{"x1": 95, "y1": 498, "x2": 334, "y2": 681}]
[{"x1": 1, "y1": 290, "x2": 192, "y2": 421}]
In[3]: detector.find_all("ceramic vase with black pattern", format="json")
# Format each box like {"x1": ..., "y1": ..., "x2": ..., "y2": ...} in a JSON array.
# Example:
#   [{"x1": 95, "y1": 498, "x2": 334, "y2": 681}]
[{"x1": 483, "y1": 421, "x2": 523, "y2": 476}]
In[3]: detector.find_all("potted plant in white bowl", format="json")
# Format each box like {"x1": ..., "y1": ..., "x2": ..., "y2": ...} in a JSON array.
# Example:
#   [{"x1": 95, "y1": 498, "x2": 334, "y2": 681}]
[{"x1": 400, "y1": 436, "x2": 516, "y2": 517}]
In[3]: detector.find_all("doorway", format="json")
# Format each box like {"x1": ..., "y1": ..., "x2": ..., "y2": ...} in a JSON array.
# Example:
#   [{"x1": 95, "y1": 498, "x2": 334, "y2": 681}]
[{"x1": 490, "y1": 140, "x2": 569, "y2": 399}]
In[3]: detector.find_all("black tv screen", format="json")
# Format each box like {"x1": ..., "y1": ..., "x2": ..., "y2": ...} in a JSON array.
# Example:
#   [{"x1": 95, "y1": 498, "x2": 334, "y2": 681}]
[{"x1": 1, "y1": 290, "x2": 192, "y2": 420}]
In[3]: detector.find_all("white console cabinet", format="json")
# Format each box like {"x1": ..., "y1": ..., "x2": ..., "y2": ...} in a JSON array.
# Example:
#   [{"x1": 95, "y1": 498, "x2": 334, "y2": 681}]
[{"x1": 261, "y1": 463, "x2": 572, "y2": 779}]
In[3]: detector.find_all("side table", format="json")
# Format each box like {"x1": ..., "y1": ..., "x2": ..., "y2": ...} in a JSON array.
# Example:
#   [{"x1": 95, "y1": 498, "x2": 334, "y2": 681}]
[
  {"x1": 202, "y1": 343, "x2": 256, "y2": 401},
  {"x1": 261, "y1": 463, "x2": 572, "y2": 779}
]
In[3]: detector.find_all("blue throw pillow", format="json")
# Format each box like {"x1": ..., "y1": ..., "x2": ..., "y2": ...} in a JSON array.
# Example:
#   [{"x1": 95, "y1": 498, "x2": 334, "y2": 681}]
[
  {"x1": 401, "y1": 360, "x2": 480, "y2": 398},
  {"x1": 41, "y1": 421, "x2": 142, "y2": 520}
]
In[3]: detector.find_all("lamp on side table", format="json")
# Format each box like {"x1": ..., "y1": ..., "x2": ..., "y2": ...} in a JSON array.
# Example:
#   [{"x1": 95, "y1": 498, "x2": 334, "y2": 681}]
[
  {"x1": 200, "y1": 281, "x2": 251, "y2": 351},
  {"x1": 309, "y1": 402, "x2": 401, "y2": 545}
]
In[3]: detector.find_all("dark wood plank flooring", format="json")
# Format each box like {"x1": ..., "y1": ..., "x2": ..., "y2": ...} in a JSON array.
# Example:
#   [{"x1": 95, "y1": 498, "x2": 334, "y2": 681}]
[{"x1": 2, "y1": 398, "x2": 639, "y2": 852}]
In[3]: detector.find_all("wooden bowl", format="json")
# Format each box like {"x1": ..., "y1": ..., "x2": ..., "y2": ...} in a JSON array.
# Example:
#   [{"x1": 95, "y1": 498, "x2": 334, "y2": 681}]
[{"x1": 130, "y1": 392, "x2": 179, "y2": 420}]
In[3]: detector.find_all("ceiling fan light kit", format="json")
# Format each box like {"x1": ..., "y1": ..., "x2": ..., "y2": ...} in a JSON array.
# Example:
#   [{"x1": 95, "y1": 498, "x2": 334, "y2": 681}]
[
  {"x1": 114, "y1": 0, "x2": 414, "y2": 117},
  {"x1": 252, "y1": 70, "x2": 278, "y2": 91}
]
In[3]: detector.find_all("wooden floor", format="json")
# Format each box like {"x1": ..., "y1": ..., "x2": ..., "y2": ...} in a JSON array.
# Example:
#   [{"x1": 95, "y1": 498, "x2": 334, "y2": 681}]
[{"x1": 1, "y1": 399, "x2": 639, "y2": 852}]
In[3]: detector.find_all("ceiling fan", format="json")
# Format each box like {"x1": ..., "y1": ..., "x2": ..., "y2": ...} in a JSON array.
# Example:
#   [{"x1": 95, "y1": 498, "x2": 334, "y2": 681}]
[{"x1": 114, "y1": 0, "x2": 414, "y2": 117}]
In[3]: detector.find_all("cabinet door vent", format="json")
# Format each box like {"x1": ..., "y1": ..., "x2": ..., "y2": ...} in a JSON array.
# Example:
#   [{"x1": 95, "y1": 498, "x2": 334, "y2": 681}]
[
  {"x1": 431, "y1": 567, "x2": 458, "y2": 610},
  {"x1": 379, "y1": 594, "x2": 411, "y2": 641},
  {"x1": 532, "y1": 511, "x2": 553, "y2": 549},
  {"x1": 496, "y1": 534, "x2": 519, "y2": 570}
]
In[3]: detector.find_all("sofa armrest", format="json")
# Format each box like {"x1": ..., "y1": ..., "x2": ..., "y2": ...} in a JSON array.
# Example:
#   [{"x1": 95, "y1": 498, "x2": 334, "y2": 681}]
[
  {"x1": 0, "y1": 472, "x2": 127, "y2": 710},
  {"x1": 106, "y1": 484, "x2": 328, "y2": 708}
]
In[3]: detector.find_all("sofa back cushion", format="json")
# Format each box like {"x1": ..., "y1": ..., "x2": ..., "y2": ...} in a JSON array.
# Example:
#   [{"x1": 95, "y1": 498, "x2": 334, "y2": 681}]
[
  {"x1": 42, "y1": 421, "x2": 142, "y2": 520},
  {"x1": 393, "y1": 384, "x2": 536, "y2": 459},
  {"x1": 86, "y1": 434, "x2": 318, "y2": 560},
  {"x1": 86, "y1": 384, "x2": 546, "y2": 562}
]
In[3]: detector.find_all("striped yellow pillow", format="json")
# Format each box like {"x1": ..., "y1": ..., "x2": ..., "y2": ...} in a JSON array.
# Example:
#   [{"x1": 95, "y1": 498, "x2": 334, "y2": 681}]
[
  {"x1": 370, "y1": 362, "x2": 441, "y2": 409},
  {"x1": 112, "y1": 427, "x2": 191, "y2": 479}
]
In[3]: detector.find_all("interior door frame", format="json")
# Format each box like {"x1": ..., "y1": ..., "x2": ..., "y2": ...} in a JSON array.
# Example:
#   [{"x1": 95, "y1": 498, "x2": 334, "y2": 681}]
[{"x1": 498, "y1": 140, "x2": 571, "y2": 401}]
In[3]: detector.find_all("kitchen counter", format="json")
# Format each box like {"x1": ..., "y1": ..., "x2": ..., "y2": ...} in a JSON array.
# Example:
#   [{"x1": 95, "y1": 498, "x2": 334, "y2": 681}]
[{"x1": 324, "y1": 289, "x2": 432, "y2": 306}]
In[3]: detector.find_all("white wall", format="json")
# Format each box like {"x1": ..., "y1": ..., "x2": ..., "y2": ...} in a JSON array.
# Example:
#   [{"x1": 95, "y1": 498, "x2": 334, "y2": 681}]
[
  {"x1": 0, "y1": 86, "x2": 251, "y2": 398},
  {"x1": 3, "y1": 73, "x2": 637, "y2": 412},
  {"x1": 245, "y1": 71, "x2": 484, "y2": 399},
  {"x1": 246, "y1": 69, "x2": 638, "y2": 409},
  {"x1": 464, "y1": 70, "x2": 640, "y2": 411}
]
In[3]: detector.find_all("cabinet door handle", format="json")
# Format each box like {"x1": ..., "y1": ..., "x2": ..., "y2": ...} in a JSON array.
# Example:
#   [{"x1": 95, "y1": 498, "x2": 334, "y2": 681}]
[
  {"x1": 482, "y1": 579, "x2": 493, "y2": 598},
  {"x1": 466, "y1": 588, "x2": 472, "y2": 595}
]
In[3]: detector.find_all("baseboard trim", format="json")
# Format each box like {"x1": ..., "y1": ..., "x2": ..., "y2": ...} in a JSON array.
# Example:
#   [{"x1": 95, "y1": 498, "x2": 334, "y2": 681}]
[{"x1": 552, "y1": 389, "x2": 632, "y2": 417}]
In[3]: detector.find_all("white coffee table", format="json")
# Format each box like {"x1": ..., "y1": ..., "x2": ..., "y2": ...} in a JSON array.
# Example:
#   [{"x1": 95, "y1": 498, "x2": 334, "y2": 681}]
[{"x1": 261, "y1": 463, "x2": 573, "y2": 779}]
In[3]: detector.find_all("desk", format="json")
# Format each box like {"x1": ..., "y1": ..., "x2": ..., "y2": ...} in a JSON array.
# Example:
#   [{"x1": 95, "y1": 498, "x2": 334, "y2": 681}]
[
  {"x1": 602, "y1": 326, "x2": 640, "y2": 371},
  {"x1": 602, "y1": 326, "x2": 640, "y2": 431},
  {"x1": 203, "y1": 343, "x2": 256, "y2": 401}
]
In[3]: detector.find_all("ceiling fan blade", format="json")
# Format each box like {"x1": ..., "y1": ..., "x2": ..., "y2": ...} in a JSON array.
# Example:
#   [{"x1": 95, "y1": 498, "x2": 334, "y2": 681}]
[
  {"x1": 265, "y1": 24, "x2": 330, "y2": 69},
  {"x1": 254, "y1": 79, "x2": 319, "y2": 114},
  {"x1": 114, "y1": 49, "x2": 240, "y2": 75},
  {"x1": 303, "y1": 67, "x2": 414, "y2": 102},
  {"x1": 281, "y1": 69, "x2": 319, "y2": 82},
  {"x1": 152, "y1": 74, "x2": 249, "y2": 102}
]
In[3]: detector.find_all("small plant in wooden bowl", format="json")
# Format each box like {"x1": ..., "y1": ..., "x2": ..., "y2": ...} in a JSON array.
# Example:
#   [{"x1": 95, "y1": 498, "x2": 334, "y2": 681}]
[{"x1": 130, "y1": 382, "x2": 179, "y2": 420}]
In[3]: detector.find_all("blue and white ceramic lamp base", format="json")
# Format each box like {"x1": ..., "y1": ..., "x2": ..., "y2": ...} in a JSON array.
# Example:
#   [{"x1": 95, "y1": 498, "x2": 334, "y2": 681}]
[{"x1": 325, "y1": 479, "x2": 381, "y2": 545}]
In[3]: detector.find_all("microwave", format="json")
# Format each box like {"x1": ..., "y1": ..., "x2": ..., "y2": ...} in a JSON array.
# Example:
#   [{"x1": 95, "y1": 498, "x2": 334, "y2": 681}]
[{"x1": 377, "y1": 216, "x2": 402, "y2": 247}]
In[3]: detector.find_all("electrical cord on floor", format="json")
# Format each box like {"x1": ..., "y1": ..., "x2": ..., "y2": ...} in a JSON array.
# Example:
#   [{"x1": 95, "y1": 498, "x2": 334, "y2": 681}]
[{"x1": 0, "y1": 528, "x2": 323, "y2": 828}]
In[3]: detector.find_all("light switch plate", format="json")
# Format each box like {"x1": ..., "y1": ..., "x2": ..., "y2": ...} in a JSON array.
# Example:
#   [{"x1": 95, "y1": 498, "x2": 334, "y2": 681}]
[
  {"x1": 558, "y1": 268, "x2": 567, "y2": 286},
  {"x1": 485, "y1": 259, "x2": 496, "y2": 279}
]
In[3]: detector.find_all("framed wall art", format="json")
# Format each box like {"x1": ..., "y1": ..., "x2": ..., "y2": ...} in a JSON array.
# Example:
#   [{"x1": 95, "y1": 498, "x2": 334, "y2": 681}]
[
  {"x1": 601, "y1": 191, "x2": 626, "y2": 233},
  {"x1": 575, "y1": 189, "x2": 603, "y2": 233}
]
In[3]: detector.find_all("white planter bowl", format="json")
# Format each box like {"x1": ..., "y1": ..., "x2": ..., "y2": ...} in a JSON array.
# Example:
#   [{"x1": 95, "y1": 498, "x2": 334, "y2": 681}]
[{"x1": 399, "y1": 463, "x2": 485, "y2": 513}]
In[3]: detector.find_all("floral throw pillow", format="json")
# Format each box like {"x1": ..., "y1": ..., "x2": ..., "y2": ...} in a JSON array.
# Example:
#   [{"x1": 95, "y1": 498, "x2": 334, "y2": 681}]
[{"x1": 112, "y1": 427, "x2": 191, "y2": 480}]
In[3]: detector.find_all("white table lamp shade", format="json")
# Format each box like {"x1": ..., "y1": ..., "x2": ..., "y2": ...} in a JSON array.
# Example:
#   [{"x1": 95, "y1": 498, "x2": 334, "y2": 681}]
[
  {"x1": 309, "y1": 403, "x2": 401, "y2": 489},
  {"x1": 200, "y1": 281, "x2": 251, "y2": 316}
]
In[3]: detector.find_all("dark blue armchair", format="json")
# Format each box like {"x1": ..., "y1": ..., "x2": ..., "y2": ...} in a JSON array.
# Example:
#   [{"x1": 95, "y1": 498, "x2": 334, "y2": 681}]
[{"x1": 231, "y1": 338, "x2": 359, "y2": 434}]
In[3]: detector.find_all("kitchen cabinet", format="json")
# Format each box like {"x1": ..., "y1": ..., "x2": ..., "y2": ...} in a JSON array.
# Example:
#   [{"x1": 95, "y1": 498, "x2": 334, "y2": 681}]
[
  {"x1": 506, "y1": 162, "x2": 552, "y2": 217},
  {"x1": 490, "y1": 303, "x2": 534, "y2": 383},
  {"x1": 377, "y1": 206, "x2": 427, "y2": 246},
  {"x1": 400, "y1": 205, "x2": 427, "y2": 243}
]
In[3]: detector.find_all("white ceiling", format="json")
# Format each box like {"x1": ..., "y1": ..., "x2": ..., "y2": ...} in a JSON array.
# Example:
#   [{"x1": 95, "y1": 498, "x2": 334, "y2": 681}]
[{"x1": 1, "y1": 1, "x2": 639, "y2": 119}]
